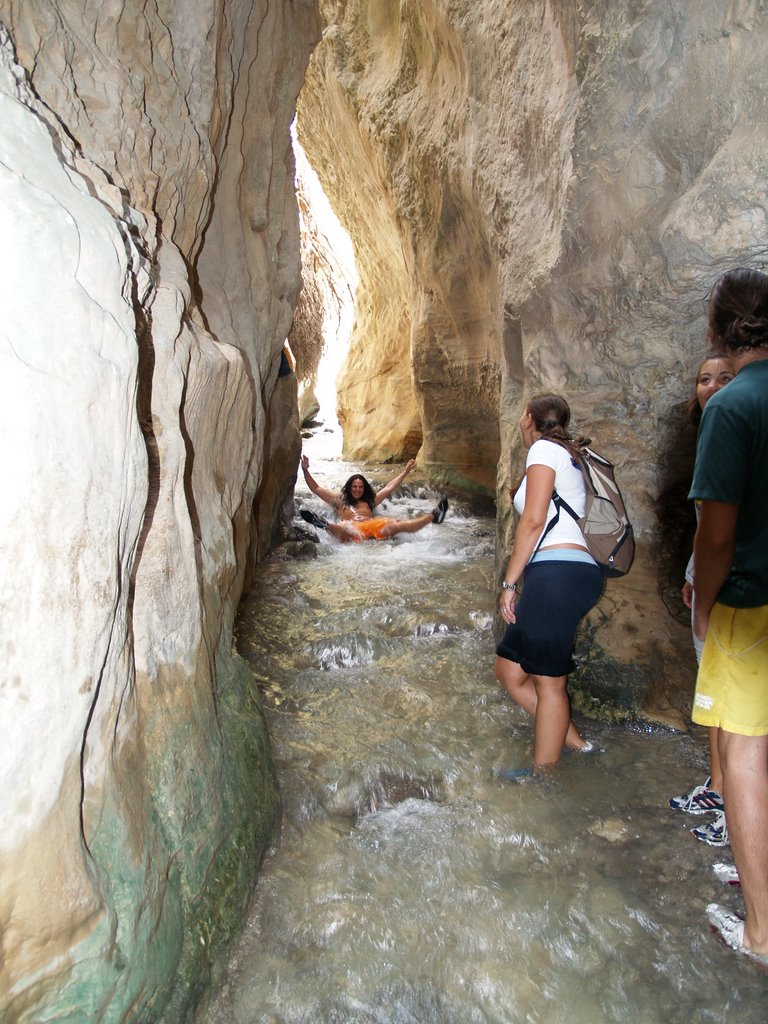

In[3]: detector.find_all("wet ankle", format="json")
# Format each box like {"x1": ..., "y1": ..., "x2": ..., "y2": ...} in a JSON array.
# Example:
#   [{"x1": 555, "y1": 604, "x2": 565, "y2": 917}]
[{"x1": 745, "y1": 925, "x2": 768, "y2": 955}]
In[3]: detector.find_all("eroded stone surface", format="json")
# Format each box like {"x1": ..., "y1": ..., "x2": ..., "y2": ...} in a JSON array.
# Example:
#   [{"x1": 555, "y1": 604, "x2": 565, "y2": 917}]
[
  {"x1": 4, "y1": 1, "x2": 768, "y2": 1018},
  {"x1": 0, "y1": 2, "x2": 318, "y2": 1019},
  {"x1": 298, "y1": 0, "x2": 768, "y2": 720}
]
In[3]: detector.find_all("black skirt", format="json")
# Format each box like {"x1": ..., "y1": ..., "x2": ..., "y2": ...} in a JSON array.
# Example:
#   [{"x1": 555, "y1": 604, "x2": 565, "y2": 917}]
[{"x1": 496, "y1": 559, "x2": 604, "y2": 676}]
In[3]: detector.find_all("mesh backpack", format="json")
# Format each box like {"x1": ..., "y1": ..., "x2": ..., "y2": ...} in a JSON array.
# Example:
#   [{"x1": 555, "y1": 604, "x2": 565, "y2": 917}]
[{"x1": 537, "y1": 447, "x2": 635, "y2": 578}]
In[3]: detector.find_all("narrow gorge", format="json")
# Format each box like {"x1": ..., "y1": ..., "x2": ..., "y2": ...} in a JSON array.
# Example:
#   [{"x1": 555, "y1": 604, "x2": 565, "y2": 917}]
[{"x1": 1, "y1": 2, "x2": 767, "y2": 1021}]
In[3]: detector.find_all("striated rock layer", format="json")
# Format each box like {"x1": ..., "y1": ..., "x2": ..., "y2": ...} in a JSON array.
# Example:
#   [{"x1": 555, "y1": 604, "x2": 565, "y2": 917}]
[
  {"x1": 0, "y1": 2, "x2": 319, "y2": 1020},
  {"x1": 298, "y1": 0, "x2": 768, "y2": 724}
]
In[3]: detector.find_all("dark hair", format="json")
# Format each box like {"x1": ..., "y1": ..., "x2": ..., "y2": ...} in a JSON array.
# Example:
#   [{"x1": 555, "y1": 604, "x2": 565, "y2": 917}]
[
  {"x1": 341, "y1": 474, "x2": 376, "y2": 510},
  {"x1": 686, "y1": 351, "x2": 734, "y2": 425},
  {"x1": 708, "y1": 268, "x2": 768, "y2": 352},
  {"x1": 526, "y1": 393, "x2": 587, "y2": 461}
]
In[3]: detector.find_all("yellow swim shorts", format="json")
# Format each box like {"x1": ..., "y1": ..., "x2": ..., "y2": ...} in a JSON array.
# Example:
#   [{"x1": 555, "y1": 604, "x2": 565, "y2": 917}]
[
  {"x1": 692, "y1": 601, "x2": 768, "y2": 736},
  {"x1": 346, "y1": 517, "x2": 392, "y2": 541}
]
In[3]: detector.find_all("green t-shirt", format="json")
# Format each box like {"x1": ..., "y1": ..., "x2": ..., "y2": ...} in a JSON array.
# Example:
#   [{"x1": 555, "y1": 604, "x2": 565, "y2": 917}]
[{"x1": 689, "y1": 358, "x2": 768, "y2": 607}]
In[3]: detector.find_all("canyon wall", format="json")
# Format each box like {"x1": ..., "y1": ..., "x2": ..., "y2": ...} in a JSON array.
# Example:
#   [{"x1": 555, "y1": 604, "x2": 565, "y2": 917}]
[
  {"x1": 0, "y1": 2, "x2": 318, "y2": 1020},
  {"x1": 298, "y1": 0, "x2": 768, "y2": 722},
  {"x1": 3, "y1": 1, "x2": 768, "y2": 1018}
]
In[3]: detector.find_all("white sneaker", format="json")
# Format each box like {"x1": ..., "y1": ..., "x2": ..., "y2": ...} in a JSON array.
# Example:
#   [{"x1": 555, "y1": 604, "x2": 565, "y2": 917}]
[
  {"x1": 712, "y1": 862, "x2": 740, "y2": 886},
  {"x1": 706, "y1": 903, "x2": 768, "y2": 964},
  {"x1": 669, "y1": 776, "x2": 724, "y2": 814},
  {"x1": 691, "y1": 809, "x2": 728, "y2": 847}
]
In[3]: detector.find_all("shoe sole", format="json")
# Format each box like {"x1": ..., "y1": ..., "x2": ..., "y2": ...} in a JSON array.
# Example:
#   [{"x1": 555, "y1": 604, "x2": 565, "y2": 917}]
[{"x1": 300, "y1": 511, "x2": 327, "y2": 530}]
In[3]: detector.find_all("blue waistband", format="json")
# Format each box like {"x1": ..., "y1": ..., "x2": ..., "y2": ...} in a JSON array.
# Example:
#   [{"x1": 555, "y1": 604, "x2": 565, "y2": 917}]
[{"x1": 530, "y1": 548, "x2": 597, "y2": 566}]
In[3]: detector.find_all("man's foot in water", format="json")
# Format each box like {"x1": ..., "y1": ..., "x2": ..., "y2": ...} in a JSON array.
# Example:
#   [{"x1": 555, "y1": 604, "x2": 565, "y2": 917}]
[
  {"x1": 300, "y1": 509, "x2": 328, "y2": 530},
  {"x1": 432, "y1": 496, "x2": 449, "y2": 524}
]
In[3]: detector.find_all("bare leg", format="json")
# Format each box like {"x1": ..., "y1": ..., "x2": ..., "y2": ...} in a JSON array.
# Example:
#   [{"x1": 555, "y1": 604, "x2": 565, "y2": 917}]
[
  {"x1": 709, "y1": 726, "x2": 724, "y2": 793},
  {"x1": 531, "y1": 674, "x2": 571, "y2": 769},
  {"x1": 326, "y1": 522, "x2": 363, "y2": 543},
  {"x1": 494, "y1": 656, "x2": 585, "y2": 755},
  {"x1": 718, "y1": 731, "x2": 768, "y2": 954},
  {"x1": 693, "y1": 597, "x2": 723, "y2": 790},
  {"x1": 380, "y1": 514, "x2": 433, "y2": 538}
]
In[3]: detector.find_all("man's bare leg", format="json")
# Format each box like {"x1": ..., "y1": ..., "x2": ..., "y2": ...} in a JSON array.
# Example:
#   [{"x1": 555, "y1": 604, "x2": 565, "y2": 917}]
[
  {"x1": 719, "y1": 730, "x2": 768, "y2": 954},
  {"x1": 380, "y1": 514, "x2": 433, "y2": 538},
  {"x1": 326, "y1": 522, "x2": 363, "y2": 543},
  {"x1": 380, "y1": 497, "x2": 448, "y2": 537},
  {"x1": 709, "y1": 726, "x2": 724, "y2": 793}
]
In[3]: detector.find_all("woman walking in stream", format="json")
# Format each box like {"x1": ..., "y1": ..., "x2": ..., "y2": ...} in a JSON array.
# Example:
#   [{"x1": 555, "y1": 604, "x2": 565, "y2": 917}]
[{"x1": 495, "y1": 394, "x2": 604, "y2": 775}]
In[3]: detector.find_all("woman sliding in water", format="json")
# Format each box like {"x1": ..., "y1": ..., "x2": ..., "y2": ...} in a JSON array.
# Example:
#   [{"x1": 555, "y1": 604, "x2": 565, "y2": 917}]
[{"x1": 298, "y1": 455, "x2": 448, "y2": 543}]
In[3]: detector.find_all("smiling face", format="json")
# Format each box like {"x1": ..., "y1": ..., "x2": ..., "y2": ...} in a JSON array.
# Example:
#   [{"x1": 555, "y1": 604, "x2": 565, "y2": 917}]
[
  {"x1": 696, "y1": 357, "x2": 734, "y2": 410},
  {"x1": 349, "y1": 477, "x2": 366, "y2": 500}
]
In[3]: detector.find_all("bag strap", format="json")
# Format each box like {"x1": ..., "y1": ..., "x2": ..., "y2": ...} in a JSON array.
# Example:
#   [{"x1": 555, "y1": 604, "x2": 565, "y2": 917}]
[
  {"x1": 532, "y1": 501, "x2": 561, "y2": 558},
  {"x1": 556, "y1": 449, "x2": 593, "y2": 523},
  {"x1": 531, "y1": 451, "x2": 588, "y2": 556},
  {"x1": 554, "y1": 491, "x2": 579, "y2": 522}
]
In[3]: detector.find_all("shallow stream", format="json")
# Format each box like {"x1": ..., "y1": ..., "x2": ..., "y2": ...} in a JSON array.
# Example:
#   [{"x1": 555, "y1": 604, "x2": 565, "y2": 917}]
[{"x1": 200, "y1": 440, "x2": 767, "y2": 1024}]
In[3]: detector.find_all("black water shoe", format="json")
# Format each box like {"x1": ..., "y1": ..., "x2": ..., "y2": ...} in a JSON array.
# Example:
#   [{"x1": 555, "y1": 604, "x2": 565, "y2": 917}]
[
  {"x1": 432, "y1": 496, "x2": 449, "y2": 524},
  {"x1": 300, "y1": 509, "x2": 328, "y2": 530}
]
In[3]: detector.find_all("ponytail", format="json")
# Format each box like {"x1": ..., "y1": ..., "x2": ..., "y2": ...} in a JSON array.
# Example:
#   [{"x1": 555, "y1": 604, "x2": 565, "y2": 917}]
[
  {"x1": 526, "y1": 394, "x2": 588, "y2": 463},
  {"x1": 708, "y1": 268, "x2": 768, "y2": 352},
  {"x1": 724, "y1": 314, "x2": 768, "y2": 351}
]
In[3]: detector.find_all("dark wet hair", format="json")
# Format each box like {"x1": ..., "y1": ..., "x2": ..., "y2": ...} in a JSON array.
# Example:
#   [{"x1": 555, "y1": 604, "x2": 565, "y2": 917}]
[
  {"x1": 686, "y1": 351, "x2": 734, "y2": 426},
  {"x1": 341, "y1": 474, "x2": 376, "y2": 510},
  {"x1": 708, "y1": 268, "x2": 768, "y2": 353},
  {"x1": 526, "y1": 393, "x2": 587, "y2": 461}
]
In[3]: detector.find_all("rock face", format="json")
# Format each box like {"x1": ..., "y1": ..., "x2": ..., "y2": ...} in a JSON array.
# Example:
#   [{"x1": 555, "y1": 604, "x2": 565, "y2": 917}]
[
  {"x1": 0, "y1": 3, "x2": 318, "y2": 1020},
  {"x1": 3, "y1": 1, "x2": 768, "y2": 1018},
  {"x1": 297, "y1": 1, "x2": 768, "y2": 722}
]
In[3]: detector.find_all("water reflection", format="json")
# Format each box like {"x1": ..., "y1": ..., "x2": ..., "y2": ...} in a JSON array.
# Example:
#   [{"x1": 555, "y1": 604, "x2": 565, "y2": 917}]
[{"x1": 200, "y1": 462, "x2": 767, "y2": 1023}]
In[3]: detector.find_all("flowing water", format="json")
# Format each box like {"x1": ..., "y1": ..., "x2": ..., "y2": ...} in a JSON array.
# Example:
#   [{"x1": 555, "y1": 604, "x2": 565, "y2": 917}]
[{"x1": 200, "y1": 435, "x2": 768, "y2": 1024}]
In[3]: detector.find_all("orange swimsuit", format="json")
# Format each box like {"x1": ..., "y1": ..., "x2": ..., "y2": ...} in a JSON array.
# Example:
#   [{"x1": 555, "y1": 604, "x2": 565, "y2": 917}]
[{"x1": 348, "y1": 517, "x2": 392, "y2": 541}]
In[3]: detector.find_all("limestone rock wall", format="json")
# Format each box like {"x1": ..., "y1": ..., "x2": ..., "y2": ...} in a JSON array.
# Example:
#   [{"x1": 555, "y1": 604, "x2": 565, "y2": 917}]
[
  {"x1": 298, "y1": 0, "x2": 580, "y2": 490},
  {"x1": 0, "y1": 2, "x2": 318, "y2": 1020},
  {"x1": 298, "y1": 0, "x2": 768, "y2": 722}
]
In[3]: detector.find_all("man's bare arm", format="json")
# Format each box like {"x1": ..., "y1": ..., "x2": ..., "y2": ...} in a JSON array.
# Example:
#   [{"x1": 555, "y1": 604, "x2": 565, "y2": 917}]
[
  {"x1": 300, "y1": 455, "x2": 340, "y2": 507},
  {"x1": 692, "y1": 499, "x2": 738, "y2": 639},
  {"x1": 374, "y1": 459, "x2": 416, "y2": 505}
]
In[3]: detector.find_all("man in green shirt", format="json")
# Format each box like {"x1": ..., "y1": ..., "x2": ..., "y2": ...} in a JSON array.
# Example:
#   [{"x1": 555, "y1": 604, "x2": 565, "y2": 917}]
[{"x1": 690, "y1": 267, "x2": 768, "y2": 964}]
